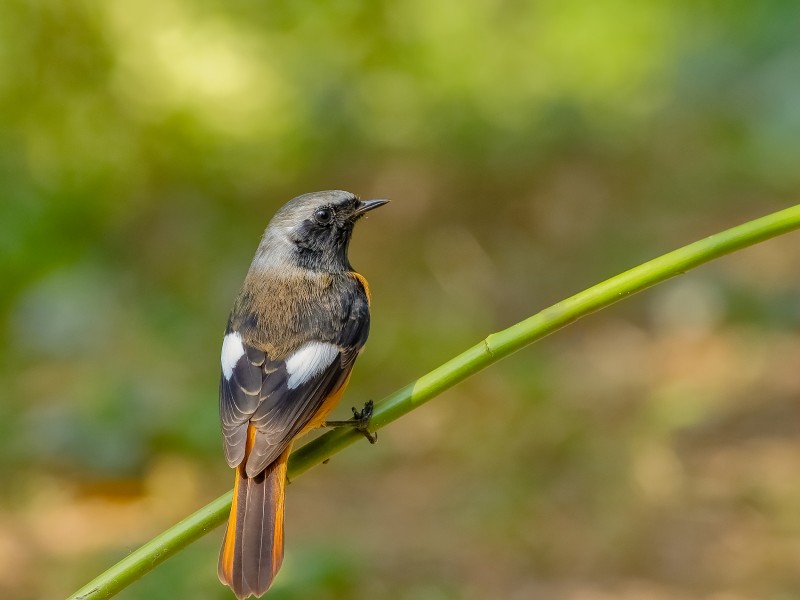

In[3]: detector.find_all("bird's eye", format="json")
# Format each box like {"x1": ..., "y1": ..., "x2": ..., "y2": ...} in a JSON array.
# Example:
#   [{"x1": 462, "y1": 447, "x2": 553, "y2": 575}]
[{"x1": 313, "y1": 208, "x2": 333, "y2": 225}]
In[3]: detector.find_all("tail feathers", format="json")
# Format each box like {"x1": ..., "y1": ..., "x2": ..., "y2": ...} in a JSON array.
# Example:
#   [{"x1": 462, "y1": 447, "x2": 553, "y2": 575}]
[{"x1": 218, "y1": 449, "x2": 289, "y2": 599}]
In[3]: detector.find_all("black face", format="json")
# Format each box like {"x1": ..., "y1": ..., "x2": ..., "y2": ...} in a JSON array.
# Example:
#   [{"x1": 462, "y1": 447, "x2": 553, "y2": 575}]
[{"x1": 291, "y1": 195, "x2": 361, "y2": 272}]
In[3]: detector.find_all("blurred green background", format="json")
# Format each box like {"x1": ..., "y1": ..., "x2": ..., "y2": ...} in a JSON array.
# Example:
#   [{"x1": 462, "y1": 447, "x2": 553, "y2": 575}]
[{"x1": 2, "y1": 1, "x2": 800, "y2": 599}]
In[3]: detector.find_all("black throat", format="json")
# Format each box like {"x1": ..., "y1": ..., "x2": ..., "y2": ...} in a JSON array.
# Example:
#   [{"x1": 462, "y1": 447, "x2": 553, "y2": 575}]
[{"x1": 291, "y1": 218, "x2": 354, "y2": 273}]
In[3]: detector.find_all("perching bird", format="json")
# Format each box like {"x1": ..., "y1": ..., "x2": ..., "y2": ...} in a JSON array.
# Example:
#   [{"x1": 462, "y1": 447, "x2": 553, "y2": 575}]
[{"x1": 217, "y1": 191, "x2": 387, "y2": 598}]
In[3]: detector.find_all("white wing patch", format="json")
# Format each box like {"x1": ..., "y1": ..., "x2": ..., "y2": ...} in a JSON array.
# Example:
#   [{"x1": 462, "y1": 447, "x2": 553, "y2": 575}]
[
  {"x1": 221, "y1": 331, "x2": 245, "y2": 380},
  {"x1": 285, "y1": 342, "x2": 339, "y2": 389}
]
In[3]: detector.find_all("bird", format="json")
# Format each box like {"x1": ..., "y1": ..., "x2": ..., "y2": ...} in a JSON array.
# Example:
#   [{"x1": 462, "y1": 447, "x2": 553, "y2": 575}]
[{"x1": 217, "y1": 190, "x2": 387, "y2": 598}]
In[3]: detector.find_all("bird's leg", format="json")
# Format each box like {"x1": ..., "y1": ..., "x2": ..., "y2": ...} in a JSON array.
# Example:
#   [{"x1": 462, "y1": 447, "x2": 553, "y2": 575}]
[{"x1": 324, "y1": 400, "x2": 377, "y2": 443}]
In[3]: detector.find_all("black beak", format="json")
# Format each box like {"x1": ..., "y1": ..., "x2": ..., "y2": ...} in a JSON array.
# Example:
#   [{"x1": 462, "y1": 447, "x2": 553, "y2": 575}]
[{"x1": 354, "y1": 199, "x2": 389, "y2": 216}]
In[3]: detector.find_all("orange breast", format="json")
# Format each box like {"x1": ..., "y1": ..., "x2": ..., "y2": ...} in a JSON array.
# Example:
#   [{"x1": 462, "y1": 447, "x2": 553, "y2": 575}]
[{"x1": 299, "y1": 373, "x2": 353, "y2": 434}]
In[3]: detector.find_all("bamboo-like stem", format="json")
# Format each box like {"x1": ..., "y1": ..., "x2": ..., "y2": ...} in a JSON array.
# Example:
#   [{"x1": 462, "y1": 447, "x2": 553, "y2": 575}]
[{"x1": 68, "y1": 205, "x2": 800, "y2": 600}]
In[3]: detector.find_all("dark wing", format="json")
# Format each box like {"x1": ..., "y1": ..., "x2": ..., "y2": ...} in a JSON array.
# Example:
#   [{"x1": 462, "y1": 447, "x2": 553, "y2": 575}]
[
  {"x1": 219, "y1": 339, "x2": 265, "y2": 467},
  {"x1": 219, "y1": 294, "x2": 370, "y2": 477}
]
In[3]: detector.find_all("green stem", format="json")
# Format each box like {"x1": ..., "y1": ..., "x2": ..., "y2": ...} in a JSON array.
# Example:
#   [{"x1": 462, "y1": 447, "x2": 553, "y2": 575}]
[{"x1": 68, "y1": 204, "x2": 800, "y2": 600}]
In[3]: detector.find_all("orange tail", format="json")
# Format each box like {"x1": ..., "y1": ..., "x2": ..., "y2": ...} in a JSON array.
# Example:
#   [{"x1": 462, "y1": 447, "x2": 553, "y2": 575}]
[{"x1": 218, "y1": 448, "x2": 289, "y2": 599}]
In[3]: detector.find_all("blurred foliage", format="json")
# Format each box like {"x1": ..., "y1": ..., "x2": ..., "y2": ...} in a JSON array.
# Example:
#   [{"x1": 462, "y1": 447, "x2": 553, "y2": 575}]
[{"x1": 1, "y1": 1, "x2": 800, "y2": 599}]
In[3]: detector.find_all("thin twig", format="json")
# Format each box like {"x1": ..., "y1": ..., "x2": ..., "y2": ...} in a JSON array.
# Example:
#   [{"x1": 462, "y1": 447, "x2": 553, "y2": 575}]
[{"x1": 67, "y1": 204, "x2": 800, "y2": 600}]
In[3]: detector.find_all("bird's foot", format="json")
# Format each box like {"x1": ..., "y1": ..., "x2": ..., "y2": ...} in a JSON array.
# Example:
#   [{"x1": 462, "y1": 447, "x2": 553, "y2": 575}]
[{"x1": 324, "y1": 400, "x2": 377, "y2": 444}]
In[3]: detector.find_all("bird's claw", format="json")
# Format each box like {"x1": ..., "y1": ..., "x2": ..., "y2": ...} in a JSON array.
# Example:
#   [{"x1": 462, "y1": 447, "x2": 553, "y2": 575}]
[{"x1": 325, "y1": 400, "x2": 377, "y2": 443}]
